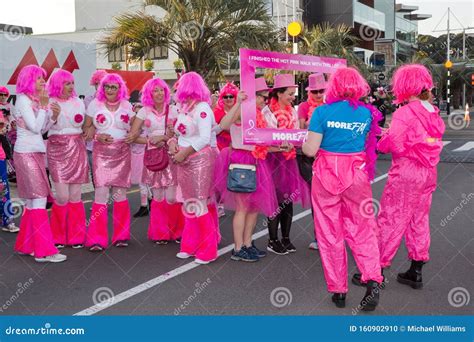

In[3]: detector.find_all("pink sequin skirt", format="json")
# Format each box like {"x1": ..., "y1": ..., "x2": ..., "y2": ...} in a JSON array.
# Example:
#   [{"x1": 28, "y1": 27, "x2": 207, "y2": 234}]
[
  {"x1": 177, "y1": 146, "x2": 215, "y2": 200},
  {"x1": 14, "y1": 152, "x2": 50, "y2": 199},
  {"x1": 93, "y1": 140, "x2": 131, "y2": 188},
  {"x1": 47, "y1": 134, "x2": 89, "y2": 184},
  {"x1": 142, "y1": 159, "x2": 178, "y2": 189},
  {"x1": 131, "y1": 150, "x2": 145, "y2": 185}
]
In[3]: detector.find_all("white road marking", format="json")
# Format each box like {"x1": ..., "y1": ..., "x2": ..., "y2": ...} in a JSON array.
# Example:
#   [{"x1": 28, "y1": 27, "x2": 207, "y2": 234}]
[
  {"x1": 453, "y1": 141, "x2": 474, "y2": 152},
  {"x1": 73, "y1": 172, "x2": 388, "y2": 316}
]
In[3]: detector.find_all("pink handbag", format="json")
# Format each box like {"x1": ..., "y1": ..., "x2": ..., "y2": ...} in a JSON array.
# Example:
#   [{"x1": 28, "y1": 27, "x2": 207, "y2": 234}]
[{"x1": 144, "y1": 105, "x2": 169, "y2": 172}]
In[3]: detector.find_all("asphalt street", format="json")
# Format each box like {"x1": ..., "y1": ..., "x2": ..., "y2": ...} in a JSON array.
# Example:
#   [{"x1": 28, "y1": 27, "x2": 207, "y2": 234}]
[{"x1": 1, "y1": 156, "x2": 472, "y2": 316}]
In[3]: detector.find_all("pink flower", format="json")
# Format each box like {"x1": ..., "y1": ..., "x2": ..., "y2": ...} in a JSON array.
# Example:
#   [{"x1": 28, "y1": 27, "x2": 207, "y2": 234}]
[
  {"x1": 177, "y1": 123, "x2": 186, "y2": 135},
  {"x1": 96, "y1": 113, "x2": 106, "y2": 124},
  {"x1": 74, "y1": 114, "x2": 83, "y2": 123},
  {"x1": 121, "y1": 113, "x2": 130, "y2": 124},
  {"x1": 144, "y1": 119, "x2": 151, "y2": 128}
]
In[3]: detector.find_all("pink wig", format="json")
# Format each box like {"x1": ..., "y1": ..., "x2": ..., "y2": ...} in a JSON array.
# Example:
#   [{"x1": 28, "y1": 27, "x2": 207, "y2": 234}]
[
  {"x1": 392, "y1": 64, "x2": 433, "y2": 104},
  {"x1": 0, "y1": 86, "x2": 9, "y2": 96},
  {"x1": 90, "y1": 70, "x2": 108, "y2": 86},
  {"x1": 47, "y1": 69, "x2": 76, "y2": 99},
  {"x1": 16, "y1": 65, "x2": 47, "y2": 96},
  {"x1": 217, "y1": 82, "x2": 239, "y2": 108},
  {"x1": 174, "y1": 72, "x2": 211, "y2": 105},
  {"x1": 325, "y1": 67, "x2": 370, "y2": 106},
  {"x1": 140, "y1": 77, "x2": 171, "y2": 108},
  {"x1": 96, "y1": 73, "x2": 129, "y2": 102}
]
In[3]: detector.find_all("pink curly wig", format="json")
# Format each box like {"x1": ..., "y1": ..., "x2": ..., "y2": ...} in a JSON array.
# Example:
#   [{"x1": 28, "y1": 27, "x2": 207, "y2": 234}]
[
  {"x1": 47, "y1": 69, "x2": 76, "y2": 99},
  {"x1": 325, "y1": 67, "x2": 370, "y2": 106},
  {"x1": 140, "y1": 78, "x2": 171, "y2": 108},
  {"x1": 89, "y1": 70, "x2": 108, "y2": 86},
  {"x1": 217, "y1": 82, "x2": 239, "y2": 108},
  {"x1": 16, "y1": 65, "x2": 47, "y2": 96},
  {"x1": 174, "y1": 72, "x2": 211, "y2": 105},
  {"x1": 96, "y1": 73, "x2": 129, "y2": 102},
  {"x1": 392, "y1": 64, "x2": 433, "y2": 104},
  {"x1": 0, "y1": 86, "x2": 9, "y2": 96}
]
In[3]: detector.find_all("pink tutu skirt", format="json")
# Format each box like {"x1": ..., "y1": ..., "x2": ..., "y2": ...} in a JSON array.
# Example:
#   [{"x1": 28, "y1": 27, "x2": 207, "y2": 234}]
[
  {"x1": 177, "y1": 146, "x2": 215, "y2": 200},
  {"x1": 93, "y1": 140, "x2": 131, "y2": 188},
  {"x1": 267, "y1": 152, "x2": 311, "y2": 207},
  {"x1": 142, "y1": 161, "x2": 178, "y2": 189},
  {"x1": 14, "y1": 152, "x2": 51, "y2": 199},
  {"x1": 47, "y1": 134, "x2": 89, "y2": 184},
  {"x1": 214, "y1": 148, "x2": 278, "y2": 216}
]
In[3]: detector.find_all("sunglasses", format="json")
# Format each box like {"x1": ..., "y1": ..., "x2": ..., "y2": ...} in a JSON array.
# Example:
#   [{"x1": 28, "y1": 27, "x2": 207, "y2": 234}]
[
  {"x1": 0, "y1": 94, "x2": 7, "y2": 96},
  {"x1": 310, "y1": 89, "x2": 325, "y2": 95},
  {"x1": 222, "y1": 95, "x2": 235, "y2": 100},
  {"x1": 104, "y1": 85, "x2": 119, "y2": 91}
]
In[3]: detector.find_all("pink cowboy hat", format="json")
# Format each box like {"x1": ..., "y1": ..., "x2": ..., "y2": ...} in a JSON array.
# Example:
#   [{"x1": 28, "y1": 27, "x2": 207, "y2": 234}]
[
  {"x1": 255, "y1": 77, "x2": 270, "y2": 92},
  {"x1": 306, "y1": 73, "x2": 327, "y2": 91},
  {"x1": 273, "y1": 74, "x2": 297, "y2": 89}
]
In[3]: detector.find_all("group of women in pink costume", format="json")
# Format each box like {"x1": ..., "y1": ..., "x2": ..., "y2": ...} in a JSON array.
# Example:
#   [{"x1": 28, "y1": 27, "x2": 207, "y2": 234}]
[{"x1": 10, "y1": 62, "x2": 444, "y2": 311}]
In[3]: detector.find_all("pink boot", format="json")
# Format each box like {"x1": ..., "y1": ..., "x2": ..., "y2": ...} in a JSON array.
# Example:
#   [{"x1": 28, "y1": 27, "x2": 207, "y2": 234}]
[
  {"x1": 50, "y1": 203, "x2": 68, "y2": 245},
  {"x1": 169, "y1": 202, "x2": 184, "y2": 241},
  {"x1": 180, "y1": 215, "x2": 199, "y2": 256},
  {"x1": 195, "y1": 211, "x2": 218, "y2": 262},
  {"x1": 14, "y1": 209, "x2": 33, "y2": 255},
  {"x1": 112, "y1": 200, "x2": 130, "y2": 245},
  {"x1": 29, "y1": 209, "x2": 59, "y2": 258},
  {"x1": 148, "y1": 199, "x2": 170, "y2": 242},
  {"x1": 67, "y1": 202, "x2": 86, "y2": 246},
  {"x1": 207, "y1": 203, "x2": 221, "y2": 244},
  {"x1": 85, "y1": 203, "x2": 108, "y2": 249}
]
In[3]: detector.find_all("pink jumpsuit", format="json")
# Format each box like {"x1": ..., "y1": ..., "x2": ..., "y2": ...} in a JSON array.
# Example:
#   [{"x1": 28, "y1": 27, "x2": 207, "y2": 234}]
[
  {"x1": 312, "y1": 150, "x2": 384, "y2": 293},
  {"x1": 377, "y1": 100, "x2": 445, "y2": 267}
]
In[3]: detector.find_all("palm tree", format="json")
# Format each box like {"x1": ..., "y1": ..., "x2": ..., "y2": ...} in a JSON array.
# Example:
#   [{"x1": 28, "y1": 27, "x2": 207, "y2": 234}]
[
  {"x1": 101, "y1": 0, "x2": 281, "y2": 80},
  {"x1": 299, "y1": 23, "x2": 368, "y2": 76}
]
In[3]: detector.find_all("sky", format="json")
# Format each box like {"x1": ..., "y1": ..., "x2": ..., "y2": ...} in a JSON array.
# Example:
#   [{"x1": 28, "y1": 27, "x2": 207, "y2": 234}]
[{"x1": 0, "y1": 0, "x2": 472, "y2": 36}]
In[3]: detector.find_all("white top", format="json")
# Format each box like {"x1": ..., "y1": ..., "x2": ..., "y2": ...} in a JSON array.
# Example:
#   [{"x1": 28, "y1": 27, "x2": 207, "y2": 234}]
[
  {"x1": 262, "y1": 105, "x2": 300, "y2": 129},
  {"x1": 86, "y1": 98, "x2": 135, "y2": 140},
  {"x1": 230, "y1": 123, "x2": 254, "y2": 151},
  {"x1": 421, "y1": 100, "x2": 435, "y2": 113},
  {"x1": 48, "y1": 97, "x2": 86, "y2": 136},
  {"x1": 174, "y1": 102, "x2": 214, "y2": 152},
  {"x1": 136, "y1": 105, "x2": 179, "y2": 137},
  {"x1": 13, "y1": 94, "x2": 54, "y2": 153}
]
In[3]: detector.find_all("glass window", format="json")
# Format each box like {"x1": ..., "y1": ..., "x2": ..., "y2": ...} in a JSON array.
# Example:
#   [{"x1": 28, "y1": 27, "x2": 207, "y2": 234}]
[{"x1": 145, "y1": 46, "x2": 169, "y2": 60}]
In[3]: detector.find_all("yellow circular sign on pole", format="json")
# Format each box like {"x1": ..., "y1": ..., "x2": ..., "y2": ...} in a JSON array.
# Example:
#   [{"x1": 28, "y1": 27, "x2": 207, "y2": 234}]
[
  {"x1": 288, "y1": 21, "x2": 302, "y2": 37},
  {"x1": 445, "y1": 60, "x2": 453, "y2": 69}
]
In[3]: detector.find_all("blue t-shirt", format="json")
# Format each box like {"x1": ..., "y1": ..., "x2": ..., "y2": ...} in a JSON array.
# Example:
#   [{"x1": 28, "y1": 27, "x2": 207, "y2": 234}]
[{"x1": 308, "y1": 101, "x2": 372, "y2": 153}]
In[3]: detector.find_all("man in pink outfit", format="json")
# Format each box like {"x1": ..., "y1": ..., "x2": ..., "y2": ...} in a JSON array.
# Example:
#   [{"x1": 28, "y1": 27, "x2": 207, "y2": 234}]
[{"x1": 352, "y1": 64, "x2": 445, "y2": 290}]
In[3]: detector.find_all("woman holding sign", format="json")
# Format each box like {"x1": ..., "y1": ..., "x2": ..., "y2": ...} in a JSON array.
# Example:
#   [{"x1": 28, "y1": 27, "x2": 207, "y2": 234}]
[
  {"x1": 302, "y1": 67, "x2": 383, "y2": 311},
  {"x1": 262, "y1": 74, "x2": 311, "y2": 255}
]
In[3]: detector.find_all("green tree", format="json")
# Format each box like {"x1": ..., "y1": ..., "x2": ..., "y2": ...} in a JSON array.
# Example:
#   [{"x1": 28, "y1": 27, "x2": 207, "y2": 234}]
[{"x1": 101, "y1": 0, "x2": 281, "y2": 80}]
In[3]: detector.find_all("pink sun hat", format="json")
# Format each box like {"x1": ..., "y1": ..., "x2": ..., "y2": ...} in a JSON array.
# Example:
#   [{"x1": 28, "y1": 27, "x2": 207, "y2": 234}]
[
  {"x1": 255, "y1": 77, "x2": 270, "y2": 92},
  {"x1": 306, "y1": 73, "x2": 327, "y2": 91},
  {"x1": 272, "y1": 74, "x2": 297, "y2": 89}
]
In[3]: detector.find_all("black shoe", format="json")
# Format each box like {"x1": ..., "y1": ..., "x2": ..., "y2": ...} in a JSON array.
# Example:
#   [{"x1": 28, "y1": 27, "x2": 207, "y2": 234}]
[
  {"x1": 352, "y1": 270, "x2": 386, "y2": 288},
  {"x1": 397, "y1": 260, "x2": 424, "y2": 289},
  {"x1": 281, "y1": 238, "x2": 296, "y2": 253},
  {"x1": 360, "y1": 280, "x2": 381, "y2": 312},
  {"x1": 55, "y1": 244, "x2": 65, "y2": 249},
  {"x1": 267, "y1": 239, "x2": 288, "y2": 255},
  {"x1": 133, "y1": 206, "x2": 149, "y2": 218},
  {"x1": 175, "y1": 238, "x2": 181, "y2": 244},
  {"x1": 46, "y1": 202, "x2": 53, "y2": 210},
  {"x1": 332, "y1": 293, "x2": 346, "y2": 308},
  {"x1": 155, "y1": 240, "x2": 169, "y2": 245}
]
